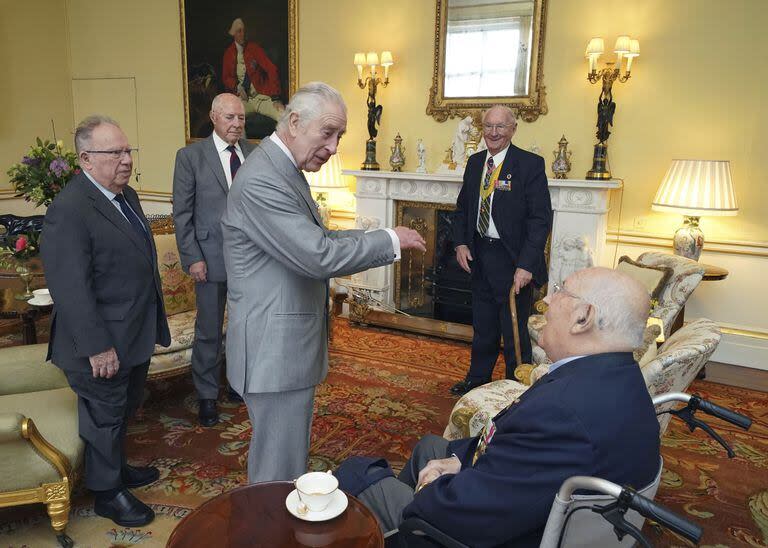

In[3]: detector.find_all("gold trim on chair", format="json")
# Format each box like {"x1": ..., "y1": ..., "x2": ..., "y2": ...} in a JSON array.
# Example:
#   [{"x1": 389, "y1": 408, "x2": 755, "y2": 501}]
[{"x1": 0, "y1": 417, "x2": 74, "y2": 542}]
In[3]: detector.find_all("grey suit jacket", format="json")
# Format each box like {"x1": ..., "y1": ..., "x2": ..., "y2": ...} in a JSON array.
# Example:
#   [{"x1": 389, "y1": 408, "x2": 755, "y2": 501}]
[
  {"x1": 222, "y1": 138, "x2": 394, "y2": 394},
  {"x1": 41, "y1": 174, "x2": 171, "y2": 371},
  {"x1": 172, "y1": 135, "x2": 254, "y2": 282}
]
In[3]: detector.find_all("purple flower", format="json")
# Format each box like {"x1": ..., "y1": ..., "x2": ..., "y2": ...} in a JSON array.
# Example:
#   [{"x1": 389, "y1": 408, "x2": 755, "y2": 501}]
[
  {"x1": 21, "y1": 156, "x2": 41, "y2": 167},
  {"x1": 49, "y1": 157, "x2": 69, "y2": 177}
]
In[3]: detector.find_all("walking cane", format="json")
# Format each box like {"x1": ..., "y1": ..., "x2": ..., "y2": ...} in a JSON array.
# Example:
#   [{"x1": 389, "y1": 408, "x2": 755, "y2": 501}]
[{"x1": 509, "y1": 286, "x2": 535, "y2": 385}]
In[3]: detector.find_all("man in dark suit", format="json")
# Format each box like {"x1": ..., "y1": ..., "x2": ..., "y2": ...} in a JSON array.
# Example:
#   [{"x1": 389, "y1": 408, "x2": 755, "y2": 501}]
[
  {"x1": 338, "y1": 268, "x2": 661, "y2": 547},
  {"x1": 42, "y1": 116, "x2": 170, "y2": 527},
  {"x1": 450, "y1": 105, "x2": 552, "y2": 396},
  {"x1": 173, "y1": 93, "x2": 254, "y2": 426}
]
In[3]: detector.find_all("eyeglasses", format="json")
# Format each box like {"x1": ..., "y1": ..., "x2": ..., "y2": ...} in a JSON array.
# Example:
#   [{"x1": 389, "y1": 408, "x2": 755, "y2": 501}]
[
  {"x1": 482, "y1": 123, "x2": 512, "y2": 132},
  {"x1": 84, "y1": 148, "x2": 138, "y2": 159}
]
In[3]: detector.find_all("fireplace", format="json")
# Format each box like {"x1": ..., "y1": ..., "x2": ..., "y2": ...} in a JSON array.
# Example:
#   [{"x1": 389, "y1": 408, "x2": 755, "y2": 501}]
[{"x1": 394, "y1": 201, "x2": 472, "y2": 325}]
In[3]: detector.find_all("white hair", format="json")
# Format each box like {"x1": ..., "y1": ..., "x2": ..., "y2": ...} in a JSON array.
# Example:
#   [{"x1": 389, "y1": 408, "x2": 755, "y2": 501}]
[
  {"x1": 74, "y1": 115, "x2": 120, "y2": 154},
  {"x1": 483, "y1": 105, "x2": 517, "y2": 126},
  {"x1": 228, "y1": 18, "x2": 244, "y2": 36},
  {"x1": 276, "y1": 81, "x2": 346, "y2": 131},
  {"x1": 578, "y1": 268, "x2": 648, "y2": 348}
]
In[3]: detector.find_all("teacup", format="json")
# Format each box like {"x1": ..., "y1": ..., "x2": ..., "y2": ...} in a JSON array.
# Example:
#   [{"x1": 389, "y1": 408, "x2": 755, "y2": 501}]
[
  {"x1": 33, "y1": 288, "x2": 50, "y2": 299},
  {"x1": 295, "y1": 471, "x2": 338, "y2": 512}
]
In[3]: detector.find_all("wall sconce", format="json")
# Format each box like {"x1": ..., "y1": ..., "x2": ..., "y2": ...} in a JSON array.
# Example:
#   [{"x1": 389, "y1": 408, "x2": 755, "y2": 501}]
[
  {"x1": 354, "y1": 50, "x2": 393, "y2": 170},
  {"x1": 584, "y1": 35, "x2": 640, "y2": 180},
  {"x1": 651, "y1": 159, "x2": 738, "y2": 261},
  {"x1": 305, "y1": 153, "x2": 348, "y2": 227}
]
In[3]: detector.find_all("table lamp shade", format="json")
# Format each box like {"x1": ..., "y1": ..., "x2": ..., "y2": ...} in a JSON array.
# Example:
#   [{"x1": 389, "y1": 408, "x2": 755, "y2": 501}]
[
  {"x1": 651, "y1": 159, "x2": 738, "y2": 217},
  {"x1": 305, "y1": 154, "x2": 347, "y2": 190}
]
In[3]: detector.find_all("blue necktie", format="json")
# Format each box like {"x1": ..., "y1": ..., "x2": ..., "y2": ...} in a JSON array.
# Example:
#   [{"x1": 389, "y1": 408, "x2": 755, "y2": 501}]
[{"x1": 114, "y1": 193, "x2": 151, "y2": 253}]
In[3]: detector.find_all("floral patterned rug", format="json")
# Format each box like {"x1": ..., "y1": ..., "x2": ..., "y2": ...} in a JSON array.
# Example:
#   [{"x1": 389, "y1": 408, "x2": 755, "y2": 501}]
[{"x1": 1, "y1": 319, "x2": 765, "y2": 547}]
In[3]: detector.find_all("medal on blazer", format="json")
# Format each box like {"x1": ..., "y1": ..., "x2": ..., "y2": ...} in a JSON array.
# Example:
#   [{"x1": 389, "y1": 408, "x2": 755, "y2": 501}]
[
  {"x1": 470, "y1": 396, "x2": 520, "y2": 465},
  {"x1": 496, "y1": 173, "x2": 513, "y2": 191}
]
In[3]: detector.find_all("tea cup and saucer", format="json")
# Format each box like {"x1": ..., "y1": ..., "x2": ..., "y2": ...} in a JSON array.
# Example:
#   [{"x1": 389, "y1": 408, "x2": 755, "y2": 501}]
[
  {"x1": 28, "y1": 288, "x2": 53, "y2": 307},
  {"x1": 285, "y1": 471, "x2": 348, "y2": 522}
]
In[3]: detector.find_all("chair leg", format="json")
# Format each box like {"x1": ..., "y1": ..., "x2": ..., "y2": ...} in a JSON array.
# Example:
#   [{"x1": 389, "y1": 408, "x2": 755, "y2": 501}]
[{"x1": 46, "y1": 498, "x2": 70, "y2": 534}]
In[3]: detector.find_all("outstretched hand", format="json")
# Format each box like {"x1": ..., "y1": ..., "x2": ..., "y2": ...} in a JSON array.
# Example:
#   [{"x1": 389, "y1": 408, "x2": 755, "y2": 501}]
[
  {"x1": 394, "y1": 226, "x2": 427, "y2": 253},
  {"x1": 455, "y1": 244, "x2": 473, "y2": 273}
]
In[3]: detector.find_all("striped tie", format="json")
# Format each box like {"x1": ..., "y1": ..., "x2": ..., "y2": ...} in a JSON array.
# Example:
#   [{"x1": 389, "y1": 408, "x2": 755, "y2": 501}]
[{"x1": 477, "y1": 156, "x2": 495, "y2": 236}]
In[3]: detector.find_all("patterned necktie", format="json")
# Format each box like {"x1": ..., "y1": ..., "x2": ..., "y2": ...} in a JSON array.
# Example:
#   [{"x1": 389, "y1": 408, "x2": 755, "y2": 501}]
[
  {"x1": 227, "y1": 145, "x2": 241, "y2": 181},
  {"x1": 477, "y1": 156, "x2": 495, "y2": 236},
  {"x1": 114, "y1": 193, "x2": 151, "y2": 253}
]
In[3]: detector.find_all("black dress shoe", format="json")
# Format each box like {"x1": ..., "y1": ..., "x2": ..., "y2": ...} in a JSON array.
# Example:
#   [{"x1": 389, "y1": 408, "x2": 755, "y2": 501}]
[
  {"x1": 227, "y1": 385, "x2": 244, "y2": 403},
  {"x1": 94, "y1": 488, "x2": 154, "y2": 527},
  {"x1": 450, "y1": 378, "x2": 488, "y2": 396},
  {"x1": 122, "y1": 464, "x2": 160, "y2": 488},
  {"x1": 198, "y1": 399, "x2": 219, "y2": 427}
]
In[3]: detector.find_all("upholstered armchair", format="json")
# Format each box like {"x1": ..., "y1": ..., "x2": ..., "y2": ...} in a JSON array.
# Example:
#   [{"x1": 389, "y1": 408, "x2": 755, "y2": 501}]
[
  {"x1": 444, "y1": 318, "x2": 720, "y2": 441},
  {"x1": 0, "y1": 343, "x2": 83, "y2": 547},
  {"x1": 528, "y1": 252, "x2": 706, "y2": 366},
  {"x1": 148, "y1": 216, "x2": 227, "y2": 380}
]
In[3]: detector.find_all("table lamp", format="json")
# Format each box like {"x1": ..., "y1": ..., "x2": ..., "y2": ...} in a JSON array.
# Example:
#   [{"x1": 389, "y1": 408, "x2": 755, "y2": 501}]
[
  {"x1": 305, "y1": 153, "x2": 348, "y2": 226},
  {"x1": 651, "y1": 159, "x2": 738, "y2": 261}
]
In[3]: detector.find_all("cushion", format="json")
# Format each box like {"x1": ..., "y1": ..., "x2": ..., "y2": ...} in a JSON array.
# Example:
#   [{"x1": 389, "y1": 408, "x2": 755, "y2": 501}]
[
  {"x1": 155, "y1": 233, "x2": 196, "y2": 316},
  {"x1": 616, "y1": 256, "x2": 673, "y2": 302}
]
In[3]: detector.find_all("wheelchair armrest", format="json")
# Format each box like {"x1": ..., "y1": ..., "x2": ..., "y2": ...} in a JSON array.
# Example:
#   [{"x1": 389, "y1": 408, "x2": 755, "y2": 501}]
[{"x1": 396, "y1": 517, "x2": 470, "y2": 548}]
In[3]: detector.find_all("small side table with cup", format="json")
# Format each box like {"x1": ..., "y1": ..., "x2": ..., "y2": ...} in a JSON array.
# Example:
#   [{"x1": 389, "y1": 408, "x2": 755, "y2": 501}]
[
  {"x1": 166, "y1": 471, "x2": 383, "y2": 547},
  {"x1": 0, "y1": 273, "x2": 52, "y2": 345}
]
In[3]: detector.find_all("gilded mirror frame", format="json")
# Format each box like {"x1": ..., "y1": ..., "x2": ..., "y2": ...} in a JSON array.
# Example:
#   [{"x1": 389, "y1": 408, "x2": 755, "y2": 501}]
[{"x1": 427, "y1": 0, "x2": 548, "y2": 123}]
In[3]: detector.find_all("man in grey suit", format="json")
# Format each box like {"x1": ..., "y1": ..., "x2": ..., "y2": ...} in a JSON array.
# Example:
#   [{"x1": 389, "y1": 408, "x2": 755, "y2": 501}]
[
  {"x1": 42, "y1": 116, "x2": 170, "y2": 526},
  {"x1": 173, "y1": 93, "x2": 254, "y2": 426},
  {"x1": 222, "y1": 82, "x2": 426, "y2": 483}
]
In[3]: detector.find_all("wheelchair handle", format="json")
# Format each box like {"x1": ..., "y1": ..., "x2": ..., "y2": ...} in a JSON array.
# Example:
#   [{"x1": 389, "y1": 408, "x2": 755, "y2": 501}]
[
  {"x1": 558, "y1": 477, "x2": 702, "y2": 545},
  {"x1": 652, "y1": 392, "x2": 752, "y2": 430},
  {"x1": 624, "y1": 488, "x2": 703, "y2": 544}
]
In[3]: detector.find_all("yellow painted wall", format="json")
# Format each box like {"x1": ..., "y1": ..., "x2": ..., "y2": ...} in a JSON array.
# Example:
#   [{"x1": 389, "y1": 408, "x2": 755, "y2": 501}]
[
  {"x1": 65, "y1": 0, "x2": 186, "y2": 193},
  {"x1": 0, "y1": 0, "x2": 74, "y2": 195},
  {"x1": 1, "y1": 0, "x2": 765, "y2": 245},
  {"x1": 299, "y1": 0, "x2": 768, "y2": 243}
]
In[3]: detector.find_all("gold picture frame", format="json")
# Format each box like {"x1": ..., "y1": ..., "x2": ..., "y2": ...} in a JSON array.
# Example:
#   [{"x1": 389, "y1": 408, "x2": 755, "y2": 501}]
[{"x1": 180, "y1": 0, "x2": 298, "y2": 143}]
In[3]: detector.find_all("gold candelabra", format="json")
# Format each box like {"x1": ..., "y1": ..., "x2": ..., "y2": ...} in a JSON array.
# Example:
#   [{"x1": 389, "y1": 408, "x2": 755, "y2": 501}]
[
  {"x1": 354, "y1": 51, "x2": 393, "y2": 170},
  {"x1": 584, "y1": 36, "x2": 640, "y2": 180}
]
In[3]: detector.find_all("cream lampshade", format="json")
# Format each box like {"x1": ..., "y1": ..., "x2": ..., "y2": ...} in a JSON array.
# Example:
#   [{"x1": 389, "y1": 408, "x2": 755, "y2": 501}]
[
  {"x1": 305, "y1": 153, "x2": 348, "y2": 226},
  {"x1": 651, "y1": 159, "x2": 738, "y2": 260}
]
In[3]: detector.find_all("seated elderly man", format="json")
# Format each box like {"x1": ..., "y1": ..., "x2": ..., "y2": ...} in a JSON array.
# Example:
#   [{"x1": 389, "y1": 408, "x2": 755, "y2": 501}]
[{"x1": 337, "y1": 267, "x2": 661, "y2": 547}]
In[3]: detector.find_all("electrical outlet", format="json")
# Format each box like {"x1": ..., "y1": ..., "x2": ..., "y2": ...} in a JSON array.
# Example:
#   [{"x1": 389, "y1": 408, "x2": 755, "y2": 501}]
[{"x1": 633, "y1": 216, "x2": 647, "y2": 230}]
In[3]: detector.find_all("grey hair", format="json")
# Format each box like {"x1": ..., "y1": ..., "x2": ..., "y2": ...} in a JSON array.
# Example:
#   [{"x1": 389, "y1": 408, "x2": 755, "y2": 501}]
[
  {"x1": 276, "y1": 81, "x2": 346, "y2": 131},
  {"x1": 74, "y1": 115, "x2": 120, "y2": 154},
  {"x1": 483, "y1": 105, "x2": 517, "y2": 126},
  {"x1": 578, "y1": 268, "x2": 649, "y2": 348}
]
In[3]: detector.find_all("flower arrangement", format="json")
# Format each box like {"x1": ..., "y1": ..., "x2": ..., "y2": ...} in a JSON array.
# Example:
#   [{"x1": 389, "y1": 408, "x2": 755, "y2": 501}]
[
  {"x1": 4, "y1": 232, "x2": 41, "y2": 261},
  {"x1": 6, "y1": 138, "x2": 79, "y2": 207}
]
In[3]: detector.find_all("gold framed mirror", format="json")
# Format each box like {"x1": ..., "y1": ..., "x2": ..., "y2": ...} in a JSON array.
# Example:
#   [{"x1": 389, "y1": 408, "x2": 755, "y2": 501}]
[{"x1": 427, "y1": 0, "x2": 548, "y2": 123}]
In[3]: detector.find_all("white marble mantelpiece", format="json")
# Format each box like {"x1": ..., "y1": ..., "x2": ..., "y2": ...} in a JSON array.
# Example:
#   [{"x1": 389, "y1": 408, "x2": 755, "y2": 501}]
[{"x1": 344, "y1": 169, "x2": 622, "y2": 308}]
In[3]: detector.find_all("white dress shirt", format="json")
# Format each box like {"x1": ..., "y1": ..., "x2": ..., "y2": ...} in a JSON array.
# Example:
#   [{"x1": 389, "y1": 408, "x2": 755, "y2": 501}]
[
  {"x1": 476, "y1": 145, "x2": 510, "y2": 239},
  {"x1": 213, "y1": 131, "x2": 245, "y2": 188},
  {"x1": 269, "y1": 132, "x2": 401, "y2": 260}
]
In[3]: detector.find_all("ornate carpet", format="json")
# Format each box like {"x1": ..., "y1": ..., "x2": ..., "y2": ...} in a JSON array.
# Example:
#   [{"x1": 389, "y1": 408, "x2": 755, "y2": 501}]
[{"x1": 0, "y1": 319, "x2": 765, "y2": 547}]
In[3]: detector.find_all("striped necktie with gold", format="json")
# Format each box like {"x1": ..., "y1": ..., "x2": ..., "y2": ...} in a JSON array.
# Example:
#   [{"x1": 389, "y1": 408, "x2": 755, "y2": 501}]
[{"x1": 477, "y1": 156, "x2": 495, "y2": 236}]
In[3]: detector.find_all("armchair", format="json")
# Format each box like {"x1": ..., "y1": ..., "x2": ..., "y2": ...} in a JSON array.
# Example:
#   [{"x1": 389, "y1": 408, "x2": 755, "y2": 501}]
[{"x1": 0, "y1": 343, "x2": 83, "y2": 547}]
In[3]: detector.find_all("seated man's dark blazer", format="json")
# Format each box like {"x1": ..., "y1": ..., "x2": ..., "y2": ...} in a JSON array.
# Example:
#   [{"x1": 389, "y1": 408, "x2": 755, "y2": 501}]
[
  {"x1": 42, "y1": 173, "x2": 170, "y2": 369},
  {"x1": 403, "y1": 352, "x2": 661, "y2": 547},
  {"x1": 452, "y1": 144, "x2": 552, "y2": 287}
]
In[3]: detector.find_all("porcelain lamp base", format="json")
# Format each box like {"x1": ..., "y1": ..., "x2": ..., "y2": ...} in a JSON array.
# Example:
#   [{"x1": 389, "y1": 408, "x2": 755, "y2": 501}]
[{"x1": 672, "y1": 216, "x2": 704, "y2": 261}]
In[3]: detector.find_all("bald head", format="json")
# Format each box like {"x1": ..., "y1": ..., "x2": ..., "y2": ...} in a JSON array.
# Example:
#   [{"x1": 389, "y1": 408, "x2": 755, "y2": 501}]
[
  {"x1": 540, "y1": 267, "x2": 650, "y2": 362},
  {"x1": 482, "y1": 105, "x2": 517, "y2": 155}
]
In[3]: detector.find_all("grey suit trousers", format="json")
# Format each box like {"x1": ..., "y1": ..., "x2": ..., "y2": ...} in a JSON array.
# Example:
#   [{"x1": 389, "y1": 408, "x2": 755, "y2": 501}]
[
  {"x1": 357, "y1": 434, "x2": 450, "y2": 533},
  {"x1": 243, "y1": 386, "x2": 316, "y2": 483},
  {"x1": 64, "y1": 362, "x2": 149, "y2": 491},
  {"x1": 191, "y1": 280, "x2": 227, "y2": 400}
]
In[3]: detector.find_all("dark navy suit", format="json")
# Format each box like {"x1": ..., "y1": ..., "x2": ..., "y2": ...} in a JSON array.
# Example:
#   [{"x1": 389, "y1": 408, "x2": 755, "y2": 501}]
[
  {"x1": 403, "y1": 352, "x2": 661, "y2": 547},
  {"x1": 452, "y1": 145, "x2": 552, "y2": 380}
]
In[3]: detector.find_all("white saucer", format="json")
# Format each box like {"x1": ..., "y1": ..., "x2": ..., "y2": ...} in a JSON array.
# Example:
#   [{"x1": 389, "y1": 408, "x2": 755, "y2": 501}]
[
  {"x1": 27, "y1": 297, "x2": 53, "y2": 307},
  {"x1": 285, "y1": 489, "x2": 348, "y2": 522}
]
